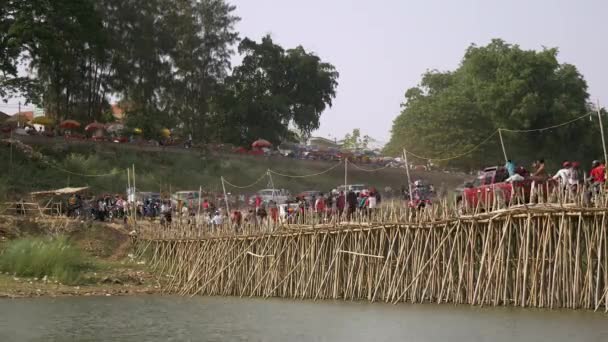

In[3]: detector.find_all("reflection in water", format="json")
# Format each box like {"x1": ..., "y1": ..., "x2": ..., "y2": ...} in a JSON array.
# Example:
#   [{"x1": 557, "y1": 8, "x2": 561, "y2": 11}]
[{"x1": 1, "y1": 296, "x2": 607, "y2": 342}]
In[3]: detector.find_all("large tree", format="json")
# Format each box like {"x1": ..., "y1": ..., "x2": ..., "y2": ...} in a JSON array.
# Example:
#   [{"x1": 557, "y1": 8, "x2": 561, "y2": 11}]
[
  {"x1": 216, "y1": 35, "x2": 339, "y2": 145},
  {"x1": 385, "y1": 39, "x2": 600, "y2": 170}
]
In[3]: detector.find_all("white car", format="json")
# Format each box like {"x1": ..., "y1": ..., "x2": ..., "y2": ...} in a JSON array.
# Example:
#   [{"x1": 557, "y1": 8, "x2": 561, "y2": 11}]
[
  {"x1": 253, "y1": 189, "x2": 291, "y2": 205},
  {"x1": 333, "y1": 184, "x2": 368, "y2": 195}
]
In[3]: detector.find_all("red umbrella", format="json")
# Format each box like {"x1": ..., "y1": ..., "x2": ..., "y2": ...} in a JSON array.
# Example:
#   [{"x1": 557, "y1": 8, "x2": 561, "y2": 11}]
[
  {"x1": 252, "y1": 139, "x2": 272, "y2": 148},
  {"x1": 59, "y1": 120, "x2": 81, "y2": 129},
  {"x1": 85, "y1": 121, "x2": 106, "y2": 132}
]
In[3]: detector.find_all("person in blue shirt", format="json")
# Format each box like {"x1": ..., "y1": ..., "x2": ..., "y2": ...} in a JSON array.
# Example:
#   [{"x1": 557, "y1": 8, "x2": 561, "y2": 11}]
[{"x1": 505, "y1": 160, "x2": 516, "y2": 177}]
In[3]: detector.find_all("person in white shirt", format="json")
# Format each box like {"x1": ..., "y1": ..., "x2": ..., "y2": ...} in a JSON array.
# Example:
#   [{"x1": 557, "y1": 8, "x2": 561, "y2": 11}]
[
  {"x1": 552, "y1": 161, "x2": 572, "y2": 189},
  {"x1": 367, "y1": 193, "x2": 377, "y2": 209},
  {"x1": 212, "y1": 212, "x2": 223, "y2": 226}
]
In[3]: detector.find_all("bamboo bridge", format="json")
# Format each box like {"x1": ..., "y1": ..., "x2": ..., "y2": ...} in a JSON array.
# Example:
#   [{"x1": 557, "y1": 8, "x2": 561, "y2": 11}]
[{"x1": 136, "y1": 204, "x2": 608, "y2": 311}]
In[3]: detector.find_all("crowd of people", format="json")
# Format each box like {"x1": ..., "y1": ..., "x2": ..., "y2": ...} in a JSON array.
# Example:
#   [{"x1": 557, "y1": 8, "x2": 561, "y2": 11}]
[
  {"x1": 503, "y1": 159, "x2": 606, "y2": 201},
  {"x1": 226, "y1": 188, "x2": 384, "y2": 229}
]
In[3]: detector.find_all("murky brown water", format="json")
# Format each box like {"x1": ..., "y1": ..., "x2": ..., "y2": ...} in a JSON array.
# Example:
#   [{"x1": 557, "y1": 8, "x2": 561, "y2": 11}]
[{"x1": 1, "y1": 296, "x2": 607, "y2": 341}]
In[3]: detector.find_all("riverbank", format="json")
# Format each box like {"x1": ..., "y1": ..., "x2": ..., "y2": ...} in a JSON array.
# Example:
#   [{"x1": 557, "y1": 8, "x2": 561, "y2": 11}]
[{"x1": 0, "y1": 216, "x2": 163, "y2": 298}]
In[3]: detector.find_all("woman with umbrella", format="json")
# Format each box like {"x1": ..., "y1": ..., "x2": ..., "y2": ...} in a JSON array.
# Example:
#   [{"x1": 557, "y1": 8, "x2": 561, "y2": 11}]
[
  {"x1": 59, "y1": 119, "x2": 81, "y2": 138},
  {"x1": 251, "y1": 138, "x2": 272, "y2": 155},
  {"x1": 85, "y1": 121, "x2": 106, "y2": 141}
]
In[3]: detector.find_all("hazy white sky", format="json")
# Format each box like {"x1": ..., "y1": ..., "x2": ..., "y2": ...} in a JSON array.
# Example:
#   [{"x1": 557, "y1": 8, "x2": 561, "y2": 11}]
[
  {"x1": 232, "y1": 0, "x2": 608, "y2": 142},
  {"x1": 2, "y1": 0, "x2": 606, "y2": 144}
]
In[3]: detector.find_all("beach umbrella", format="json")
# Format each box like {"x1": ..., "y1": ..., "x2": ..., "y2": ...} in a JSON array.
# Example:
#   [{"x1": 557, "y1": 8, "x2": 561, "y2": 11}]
[
  {"x1": 160, "y1": 128, "x2": 171, "y2": 138},
  {"x1": 31, "y1": 116, "x2": 54, "y2": 126},
  {"x1": 84, "y1": 121, "x2": 106, "y2": 132},
  {"x1": 106, "y1": 123, "x2": 124, "y2": 133},
  {"x1": 133, "y1": 127, "x2": 142, "y2": 134},
  {"x1": 59, "y1": 119, "x2": 81, "y2": 129},
  {"x1": 252, "y1": 139, "x2": 272, "y2": 148}
]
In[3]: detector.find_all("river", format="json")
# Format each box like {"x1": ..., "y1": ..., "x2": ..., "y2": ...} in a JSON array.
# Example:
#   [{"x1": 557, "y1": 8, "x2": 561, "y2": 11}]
[{"x1": 1, "y1": 296, "x2": 607, "y2": 341}]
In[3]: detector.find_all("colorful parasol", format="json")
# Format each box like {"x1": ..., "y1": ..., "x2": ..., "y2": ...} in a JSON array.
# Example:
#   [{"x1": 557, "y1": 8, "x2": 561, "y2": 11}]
[
  {"x1": 59, "y1": 119, "x2": 81, "y2": 129},
  {"x1": 252, "y1": 139, "x2": 272, "y2": 148},
  {"x1": 84, "y1": 121, "x2": 106, "y2": 132}
]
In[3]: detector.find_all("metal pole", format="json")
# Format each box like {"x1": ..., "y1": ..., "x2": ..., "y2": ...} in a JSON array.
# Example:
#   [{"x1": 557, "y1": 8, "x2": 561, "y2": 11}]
[
  {"x1": 268, "y1": 170, "x2": 276, "y2": 201},
  {"x1": 220, "y1": 177, "x2": 230, "y2": 216},
  {"x1": 498, "y1": 129, "x2": 508, "y2": 163},
  {"x1": 132, "y1": 164, "x2": 136, "y2": 223},
  {"x1": 126, "y1": 168, "x2": 131, "y2": 218},
  {"x1": 596, "y1": 100, "x2": 608, "y2": 179},
  {"x1": 403, "y1": 149, "x2": 413, "y2": 199},
  {"x1": 344, "y1": 158, "x2": 348, "y2": 191},
  {"x1": 197, "y1": 185, "x2": 202, "y2": 224}
]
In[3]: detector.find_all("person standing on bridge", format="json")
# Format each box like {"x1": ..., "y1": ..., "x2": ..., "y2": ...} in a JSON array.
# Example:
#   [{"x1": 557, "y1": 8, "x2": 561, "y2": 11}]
[
  {"x1": 590, "y1": 160, "x2": 606, "y2": 185},
  {"x1": 553, "y1": 161, "x2": 572, "y2": 191},
  {"x1": 505, "y1": 160, "x2": 516, "y2": 177},
  {"x1": 346, "y1": 190, "x2": 357, "y2": 219},
  {"x1": 337, "y1": 191, "x2": 346, "y2": 217}
]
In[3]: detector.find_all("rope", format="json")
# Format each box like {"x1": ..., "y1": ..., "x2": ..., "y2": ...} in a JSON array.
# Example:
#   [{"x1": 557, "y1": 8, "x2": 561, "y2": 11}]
[
  {"x1": 46, "y1": 162, "x2": 121, "y2": 177},
  {"x1": 269, "y1": 161, "x2": 342, "y2": 178},
  {"x1": 402, "y1": 111, "x2": 593, "y2": 162},
  {"x1": 500, "y1": 113, "x2": 592, "y2": 133},
  {"x1": 348, "y1": 162, "x2": 391, "y2": 172},
  {"x1": 405, "y1": 130, "x2": 500, "y2": 161},
  {"x1": 222, "y1": 172, "x2": 267, "y2": 189}
]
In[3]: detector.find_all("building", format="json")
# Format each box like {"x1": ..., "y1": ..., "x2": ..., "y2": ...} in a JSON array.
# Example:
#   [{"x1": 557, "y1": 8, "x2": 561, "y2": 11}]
[{"x1": 307, "y1": 136, "x2": 342, "y2": 150}]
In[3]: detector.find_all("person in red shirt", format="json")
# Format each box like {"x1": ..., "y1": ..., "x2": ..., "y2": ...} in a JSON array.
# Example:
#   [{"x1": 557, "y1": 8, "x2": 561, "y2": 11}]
[{"x1": 590, "y1": 160, "x2": 606, "y2": 183}]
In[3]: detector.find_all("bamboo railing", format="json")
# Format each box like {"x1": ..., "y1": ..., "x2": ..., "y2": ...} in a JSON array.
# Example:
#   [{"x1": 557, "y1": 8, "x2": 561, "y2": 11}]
[{"x1": 134, "y1": 184, "x2": 608, "y2": 311}]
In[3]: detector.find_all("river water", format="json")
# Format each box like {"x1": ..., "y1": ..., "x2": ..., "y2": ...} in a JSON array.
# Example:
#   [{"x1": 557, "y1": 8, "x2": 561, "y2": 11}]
[{"x1": 1, "y1": 296, "x2": 607, "y2": 341}]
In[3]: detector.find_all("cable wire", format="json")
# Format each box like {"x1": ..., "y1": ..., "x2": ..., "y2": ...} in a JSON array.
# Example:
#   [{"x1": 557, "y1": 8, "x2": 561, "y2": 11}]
[
  {"x1": 269, "y1": 161, "x2": 342, "y2": 178},
  {"x1": 500, "y1": 112, "x2": 592, "y2": 133},
  {"x1": 46, "y1": 162, "x2": 121, "y2": 177},
  {"x1": 405, "y1": 130, "x2": 500, "y2": 161},
  {"x1": 222, "y1": 172, "x2": 267, "y2": 189},
  {"x1": 348, "y1": 161, "x2": 391, "y2": 172}
]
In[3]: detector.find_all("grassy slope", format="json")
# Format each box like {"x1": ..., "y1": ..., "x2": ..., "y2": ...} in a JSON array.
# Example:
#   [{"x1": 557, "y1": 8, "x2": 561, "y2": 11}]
[{"x1": 0, "y1": 138, "x2": 469, "y2": 197}]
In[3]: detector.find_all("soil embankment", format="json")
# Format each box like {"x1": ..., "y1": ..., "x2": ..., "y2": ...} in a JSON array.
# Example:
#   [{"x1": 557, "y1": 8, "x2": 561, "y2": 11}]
[{"x1": 0, "y1": 216, "x2": 161, "y2": 298}]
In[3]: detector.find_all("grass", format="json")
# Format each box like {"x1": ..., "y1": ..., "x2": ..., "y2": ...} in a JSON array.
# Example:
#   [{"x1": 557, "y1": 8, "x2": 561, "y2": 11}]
[
  {"x1": 0, "y1": 236, "x2": 94, "y2": 285},
  {"x1": 0, "y1": 138, "x2": 468, "y2": 197}
]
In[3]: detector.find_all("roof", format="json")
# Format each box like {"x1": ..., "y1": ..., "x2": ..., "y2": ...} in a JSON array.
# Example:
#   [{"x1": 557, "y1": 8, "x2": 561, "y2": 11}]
[
  {"x1": 15, "y1": 111, "x2": 34, "y2": 120},
  {"x1": 30, "y1": 186, "x2": 90, "y2": 197}
]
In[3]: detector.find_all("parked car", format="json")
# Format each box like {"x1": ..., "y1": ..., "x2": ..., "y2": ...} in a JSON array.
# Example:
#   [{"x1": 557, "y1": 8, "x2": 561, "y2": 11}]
[
  {"x1": 251, "y1": 189, "x2": 291, "y2": 205},
  {"x1": 333, "y1": 184, "x2": 369, "y2": 195}
]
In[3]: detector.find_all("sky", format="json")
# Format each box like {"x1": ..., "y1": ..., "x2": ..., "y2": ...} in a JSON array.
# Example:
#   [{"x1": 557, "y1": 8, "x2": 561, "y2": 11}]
[
  {"x1": 231, "y1": 0, "x2": 608, "y2": 143},
  {"x1": 2, "y1": 0, "x2": 607, "y2": 144}
]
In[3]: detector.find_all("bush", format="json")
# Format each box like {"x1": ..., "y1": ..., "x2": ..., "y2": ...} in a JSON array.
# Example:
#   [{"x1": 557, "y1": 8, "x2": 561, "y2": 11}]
[{"x1": 0, "y1": 237, "x2": 93, "y2": 285}]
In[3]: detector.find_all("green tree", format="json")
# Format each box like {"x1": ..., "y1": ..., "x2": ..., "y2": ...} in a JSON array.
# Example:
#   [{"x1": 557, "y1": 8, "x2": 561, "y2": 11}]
[
  {"x1": 385, "y1": 39, "x2": 598, "y2": 170},
  {"x1": 342, "y1": 128, "x2": 371, "y2": 150},
  {"x1": 216, "y1": 35, "x2": 338, "y2": 145}
]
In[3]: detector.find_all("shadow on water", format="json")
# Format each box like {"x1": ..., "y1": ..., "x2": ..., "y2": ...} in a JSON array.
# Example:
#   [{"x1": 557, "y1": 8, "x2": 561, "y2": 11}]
[{"x1": 1, "y1": 296, "x2": 607, "y2": 342}]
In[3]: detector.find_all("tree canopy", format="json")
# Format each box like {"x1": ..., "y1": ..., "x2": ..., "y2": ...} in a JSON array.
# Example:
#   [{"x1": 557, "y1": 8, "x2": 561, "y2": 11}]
[
  {"x1": 0, "y1": 0, "x2": 338, "y2": 143},
  {"x1": 385, "y1": 39, "x2": 602, "y2": 170},
  {"x1": 214, "y1": 36, "x2": 338, "y2": 145},
  {"x1": 342, "y1": 128, "x2": 371, "y2": 150}
]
